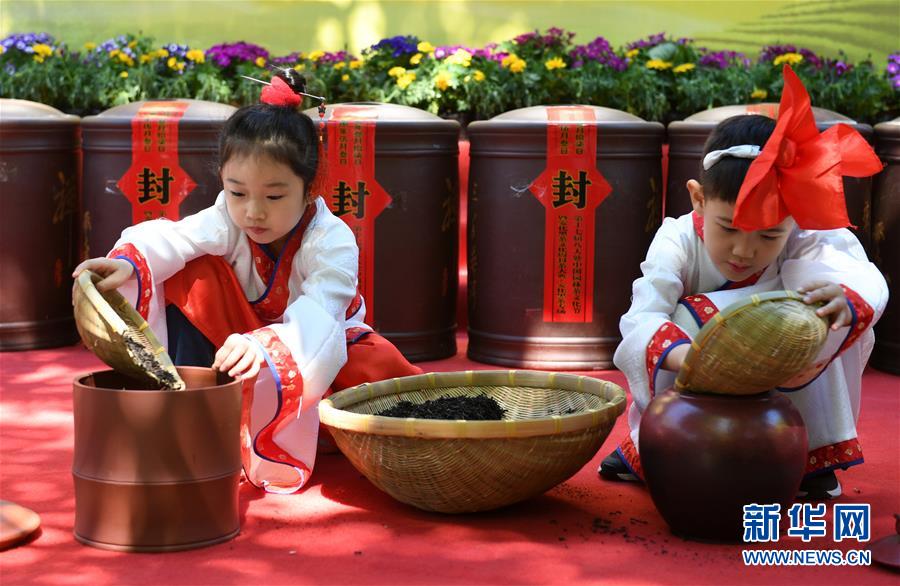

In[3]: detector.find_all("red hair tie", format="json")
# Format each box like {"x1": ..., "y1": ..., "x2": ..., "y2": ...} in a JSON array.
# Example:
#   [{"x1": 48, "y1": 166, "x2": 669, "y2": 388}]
[
  {"x1": 260, "y1": 76, "x2": 303, "y2": 108},
  {"x1": 732, "y1": 65, "x2": 883, "y2": 231}
]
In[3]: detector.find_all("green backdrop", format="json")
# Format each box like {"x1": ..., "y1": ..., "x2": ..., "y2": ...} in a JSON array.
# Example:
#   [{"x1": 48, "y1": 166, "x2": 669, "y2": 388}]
[{"x1": 2, "y1": 0, "x2": 897, "y2": 65}]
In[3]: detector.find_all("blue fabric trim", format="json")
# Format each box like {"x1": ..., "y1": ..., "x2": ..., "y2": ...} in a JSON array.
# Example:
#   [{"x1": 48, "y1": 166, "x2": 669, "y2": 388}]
[
  {"x1": 115, "y1": 255, "x2": 142, "y2": 309},
  {"x1": 250, "y1": 220, "x2": 302, "y2": 306},
  {"x1": 347, "y1": 329, "x2": 372, "y2": 346},
  {"x1": 651, "y1": 337, "x2": 690, "y2": 396},
  {"x1": 803, "y1": 457, "x2": 864, "y2": 480},
  {"x1": 777, "y1": 298, "x2": 857, "y2": 392},
  {"x1": 614, "y1": 446, "x2": 644, "y2": 482},
  {"x1": 677, "y1": 299, "x2": 705, "y2": 329},
  {"x1": 245, "y1": 335, "x2": 287, "y2": 467}
]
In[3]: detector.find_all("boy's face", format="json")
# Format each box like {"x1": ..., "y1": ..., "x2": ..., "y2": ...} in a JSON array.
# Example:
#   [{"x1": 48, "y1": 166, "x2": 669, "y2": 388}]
[
  {"x1": 688, "y1": 180, "x2": 793, "y2": 281},
  {"x1": 221, "y1": 153, "x2": 308, "y2": 254}
]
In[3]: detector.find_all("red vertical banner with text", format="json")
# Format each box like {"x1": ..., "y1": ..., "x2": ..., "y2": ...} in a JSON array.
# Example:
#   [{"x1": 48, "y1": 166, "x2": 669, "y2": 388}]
[
  {"x1": 529, "y1": 107, "x2": 611, "y2": 323},
  {"x1": 117, "y1": 101, "x2": 196, "y2": 224},
  {"x1": 312, "y1": 106, "x2": 391, "y2": 326}
]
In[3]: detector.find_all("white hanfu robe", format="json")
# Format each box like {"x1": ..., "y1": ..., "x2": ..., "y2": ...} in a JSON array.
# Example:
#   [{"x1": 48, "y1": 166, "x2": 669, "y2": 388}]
[
  {"x1": 108, "y1": 194, "x2": 369, "y2": 493},
  {"x1": 613, "y1": 211, "x2": 889, "y2": 479}
]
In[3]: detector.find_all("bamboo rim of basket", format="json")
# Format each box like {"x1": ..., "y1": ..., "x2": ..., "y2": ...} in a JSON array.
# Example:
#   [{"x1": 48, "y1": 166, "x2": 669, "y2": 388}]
[
  {"x1": 319, "y1": 370, "x2": 626, "y2": 439},
  {"x1": 674, "y1": 289, "x2": 819, "y2": 391}
]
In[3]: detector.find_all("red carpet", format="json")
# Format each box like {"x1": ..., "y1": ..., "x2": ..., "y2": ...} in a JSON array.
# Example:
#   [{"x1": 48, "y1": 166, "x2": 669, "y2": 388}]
[{"x1": 0, "y1": 336, "x2": 897, "y2": 585}]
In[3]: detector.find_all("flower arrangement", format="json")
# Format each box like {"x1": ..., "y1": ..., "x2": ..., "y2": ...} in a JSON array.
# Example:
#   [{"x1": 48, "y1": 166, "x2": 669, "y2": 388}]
[{"x1": 1, "y1": 29, "x2": 896, "y2": 124}]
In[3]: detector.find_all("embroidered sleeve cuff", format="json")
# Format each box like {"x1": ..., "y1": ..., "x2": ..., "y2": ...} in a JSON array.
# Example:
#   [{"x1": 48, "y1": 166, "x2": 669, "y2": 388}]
[
  {"x1": 107, "y1": 243, "x2": 152, "y2": 320},
  {"x1": 837, "y1": 284, "x2": 874, "y2": 355},
  {"x1": 646, "y1": 321, "x2": 691, "y2": 397}
]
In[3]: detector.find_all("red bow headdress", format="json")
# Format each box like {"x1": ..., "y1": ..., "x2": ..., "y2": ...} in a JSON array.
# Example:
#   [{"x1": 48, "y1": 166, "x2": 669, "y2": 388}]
[{"x1": 731, "y1": 65, "x2": 883, "y2": 231}]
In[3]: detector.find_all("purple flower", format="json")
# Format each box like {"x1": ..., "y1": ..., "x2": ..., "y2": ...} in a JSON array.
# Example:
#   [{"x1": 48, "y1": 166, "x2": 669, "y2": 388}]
[
  {"x1": 513, "y1": 27, "x2": 574, "y2": 50},
  {"x1": 316, "y1": 50, "x2": 355, "y2": 64},
  {"x1": 365, "y1": 35, "x2": 419, "y2": 58},
  {"x1": 569, "y1": 35, "x2": 626, "y2": 71},
  {"x1": 272, "y1": 51, "x2": 303, "y2": 65},
  {"x1": 698, "y1": 50, "x2": 749, "y2": 69},
  {"x1": 627, "y1": 32, "x2": 667, "y2": 51},
  {"x1": 759, "y1": 44, "x2": 822, "y2": 69},
  {"x1": 206, "y1": 41, "x2": 269, "y2": 68}
]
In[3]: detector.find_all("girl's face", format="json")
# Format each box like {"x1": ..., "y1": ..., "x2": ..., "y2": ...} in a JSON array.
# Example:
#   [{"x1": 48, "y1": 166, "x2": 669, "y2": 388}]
[
  {"x1": 688, "y1": 180, "x2": 793, "y2": 281},
  {"x1": 222, "y1": 153, "x2": 308, "y2": 254}
]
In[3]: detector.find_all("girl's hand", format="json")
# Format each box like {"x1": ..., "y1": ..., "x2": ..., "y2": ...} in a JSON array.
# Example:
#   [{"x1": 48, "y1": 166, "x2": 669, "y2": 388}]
[
  {"x1": 213, "y1": 333, "x2": 264, "y2": 381},
  {"x1": 798, "y1": 280, "x2": 852, "y2": 331},
  {"x1": 72, "y1": 257, "x2": 134, "y2": 291},
  {"x1": 662, "y1": 343, "x2": 690, "y2": 372}
]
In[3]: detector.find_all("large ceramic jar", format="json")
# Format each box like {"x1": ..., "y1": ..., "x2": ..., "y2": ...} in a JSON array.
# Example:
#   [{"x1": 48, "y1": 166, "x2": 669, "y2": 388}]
[
  {"x1": 871, "y1": 118, "x2": 900, "y2": 374},
  {"x1": 0, "y1": 99, "x2": 80, "y2": 350},
  {"x1": 466, "y1": 105, "x2": 664, "y2": 369},
  {"x1": 666, "y1": 104, "x2": 875, "y2": 253},
  {"x1": 306, "y1": 103, "x2": 460, "y2": 361},
  {"x1": 81, "y1": 99, "x2": 235, "y2": 257}
]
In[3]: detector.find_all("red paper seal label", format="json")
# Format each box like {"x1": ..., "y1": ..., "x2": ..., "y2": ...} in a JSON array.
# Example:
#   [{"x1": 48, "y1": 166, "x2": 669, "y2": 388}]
[
  {"x1": 529, "y1": 107, "x2": 611, "y2": 323},
  {"x1": 117, "y1": 101, "x2": 197, "y2": 224},
  {"x1": 311, "y1": 106, "x2": 391, "y2": 326}
]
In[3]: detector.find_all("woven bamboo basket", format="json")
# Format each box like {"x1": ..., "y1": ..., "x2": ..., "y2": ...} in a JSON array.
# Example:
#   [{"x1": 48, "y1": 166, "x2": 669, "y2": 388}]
[
  {"x1": 73, "y1": 270, "x2": 185, "y2": 390},
  {"x1": 319, "y1": 370, "x2": 626, "y2": 513},
  {"x1": 675, "y1": 290, "x2": 829, "y2": 395}
]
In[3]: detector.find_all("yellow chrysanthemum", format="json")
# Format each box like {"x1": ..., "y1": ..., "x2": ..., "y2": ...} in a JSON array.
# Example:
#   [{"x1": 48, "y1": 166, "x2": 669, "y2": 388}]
[
  {"x1": 509, "y1": 58, "x2": 526, "y2": 73},
  {"x1": 342, "y1": 74, "x2": 349, "y2": 81},
  {"x1": 473, "y1": 69, "x2": 485, "y2": 82},
  {"x1": 294, "y1": 64, "x2": 306, "y2": 71},
  {"x1": 446, "y1": 49, "x2": 472, "y2": 68},
  {"x1": 0, "y1": 46, "x2": 5, "y2": 55},
  {"x1": 156, "y1": 49, "x2": 169, "y2": 59},
  {"x1": 501, "y1": 54, "x2": 518, "y2": 68},
  {"x1": 751, "y1": 88, "x2": 768, "y2": 100},
  {"x1": 334, "y1": 61, "x2": 346, "y2": 70},
  {"x1": 109, "y1": 49, "x2": 121, "y2": 58},
  {"x1": 117, "y1": 52, "x2": 133, "y2": 65},
  {"x1": 140, "y1": 54, "x2": 151, "y2": 64},
  {"x1": 397, "y1": 72, "x2": 416, "y2": 89},
  {"x1": 417, "y1": 41, "x2": 435, "y2": 53},
  {"x1": 33, "y1": 55, "x2": 45, "y2": 63},
  {"x1": 626, "y1": 48, "x2": 640, "y2": 59},
  {"x1": 255, "y1": 56, "x2": 266, "y2": 67},
  {"x1": 388, "y1": 66, "x2": 406, "y2": 78},
  {"x1": 545, "y1": 57, "x2": 566, "y2": 71},
  {"x1": 309, "y1": 50, "x2": 325, "y2": 62},
  {"x1": 410, "y1": 53, "x2": 423, "y2": 66},
  {"x1": 120, "y1": 71, "x2": 129, "y2": 78},
  {"x1": 349, "y1": 60, "x2": 362, "y2": 69},
  {"x1": 186, "y1": 49, "x2": 205, "y2": 64},
  {"x1": 32, "y1": 44, "x2": 53, "y2": 58},
  {"x1": 435, "y1": 71, "x2": 453, "y2": 91},
  {"x1": 83, "y1": 42, "x2": 96, "y2": 51},
  {"x1": 646, "y1": 59, "x2": 673, "y2": 70},
  {"x1": 673, "y1": 63, "x2": 695, "y2": 74},
  {"x1": 773, "y1": 53, "x2": 803, "y2": 66},
  {"x1": 167, "y1": 56, "x2": 177, "y2": 69}
]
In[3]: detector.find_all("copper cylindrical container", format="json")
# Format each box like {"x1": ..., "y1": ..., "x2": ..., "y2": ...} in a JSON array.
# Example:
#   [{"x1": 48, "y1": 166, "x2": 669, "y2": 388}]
[
  {"x1": 0, "y1": 99, "x2": 80, "y2": 350},
  {"x1": 666, "y1": 104, "x2": 875, "y2": 252},
  {"x1": 307, "y1": 103, "x2": 460, "y2": 361},
  {"x1": 640, "y1": 389, "x2": 807, "y2": 541},
  {"x1": 467, "y1": 106, "x2": 663, "y2": 369},
  {"x1": 81, "y1": 99, "x2": 235, "y2": 258},
  {"x1": 73, "y1": 367, "x2": 241, "y2": 552},
  {"x1": 871, "y1": 118, "x2": 900, "y2": 374}
]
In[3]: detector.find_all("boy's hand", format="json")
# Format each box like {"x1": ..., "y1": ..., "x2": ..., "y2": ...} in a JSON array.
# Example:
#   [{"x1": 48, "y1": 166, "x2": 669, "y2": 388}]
[
  {"x1": 213, "y1": 333, "x2": 264, "y2": 381},
  {"x1": 72, "y1": 257, "x2": 134, "y2": 292},
  {"x1": 662, "y1": 343, "x2": 690, "y2": 372},
  {"x1": 798, "y1": 281, "x2": 852, "y2": 331}
]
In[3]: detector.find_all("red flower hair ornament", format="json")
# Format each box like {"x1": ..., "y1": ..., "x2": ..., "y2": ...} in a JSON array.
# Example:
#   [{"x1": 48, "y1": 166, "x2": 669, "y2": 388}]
[
  {"x1": 732, "y1": 65, "x2": 883, "y2": 231},
  {"x1": 260, "y1": 75, "x2": 303, "y2": 107}
]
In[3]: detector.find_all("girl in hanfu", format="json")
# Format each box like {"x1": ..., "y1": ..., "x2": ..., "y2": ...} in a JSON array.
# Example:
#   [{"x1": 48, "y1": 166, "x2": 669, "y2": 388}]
[
  {"x1": 73, "y1": 72, "x2": 421, "y2": 494},
  {"x1": 600, "y1": 65, "x2": 889, "y2": 500}
]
